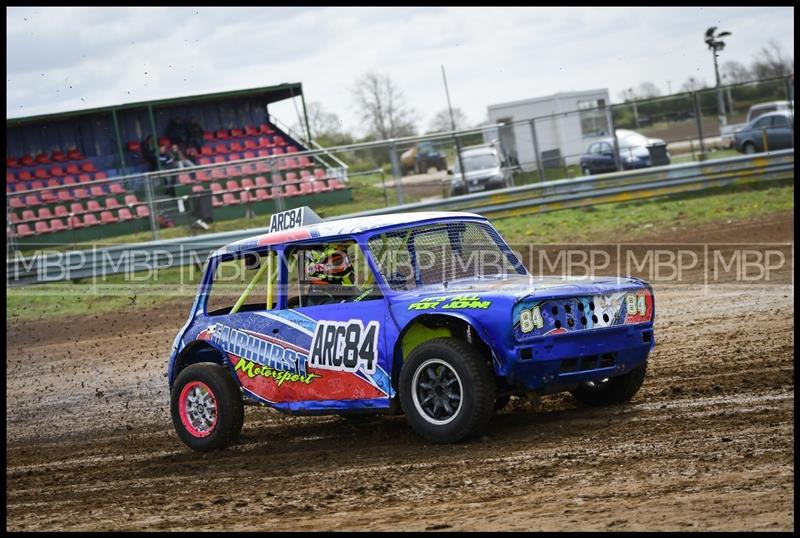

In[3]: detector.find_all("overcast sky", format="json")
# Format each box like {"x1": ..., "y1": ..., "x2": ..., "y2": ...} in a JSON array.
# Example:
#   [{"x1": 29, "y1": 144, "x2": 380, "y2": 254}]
[{"x1": 6, "y1": 6, "x2": 795, "y2": 135}]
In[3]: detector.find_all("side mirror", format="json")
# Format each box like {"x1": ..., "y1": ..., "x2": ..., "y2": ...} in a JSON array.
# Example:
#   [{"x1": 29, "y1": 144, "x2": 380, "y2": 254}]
[{"x1": 446, "y1": 169, "x2": 453, "y2": 175}]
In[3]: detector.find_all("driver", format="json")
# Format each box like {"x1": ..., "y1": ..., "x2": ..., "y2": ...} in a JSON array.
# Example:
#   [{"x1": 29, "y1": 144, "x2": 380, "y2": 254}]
[{"x1": 305, "y1": 245, "x2": 358, "y2": 306}]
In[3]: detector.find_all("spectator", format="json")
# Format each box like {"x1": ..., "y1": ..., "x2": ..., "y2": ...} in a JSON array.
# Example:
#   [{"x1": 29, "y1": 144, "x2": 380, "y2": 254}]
[
  {"x1": 166, "y1": 117, "x2": 189, "y2": 148},
  {"x1": 142, "y1": 135, "x2": 158, "y2": 170},
  {"x1": 186, "y1": 117, "x2": 205, "y2": 152}
]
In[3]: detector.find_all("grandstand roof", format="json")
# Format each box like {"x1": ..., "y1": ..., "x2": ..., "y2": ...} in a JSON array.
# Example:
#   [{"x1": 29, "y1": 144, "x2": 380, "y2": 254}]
[{"x1": 7, "y1": 82, "x2": 304, "y2": 126}]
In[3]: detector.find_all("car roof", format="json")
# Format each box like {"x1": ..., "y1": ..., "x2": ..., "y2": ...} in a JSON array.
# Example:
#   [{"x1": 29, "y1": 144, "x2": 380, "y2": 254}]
[
  {"x1": 751, "y1": 110, "x2": 793, "y2": 120},
  {"x1": 212, "y1": 211, "x2": 488, "y2": 257},
  {"x1": 750, "y1": 100, "x2": 791, "y2": 109}
]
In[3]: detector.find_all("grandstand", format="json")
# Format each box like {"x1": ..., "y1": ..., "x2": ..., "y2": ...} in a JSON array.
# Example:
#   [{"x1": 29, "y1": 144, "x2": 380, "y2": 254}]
[{"x1": 6, "y1": 82, "x2": 351, "y2": 247}]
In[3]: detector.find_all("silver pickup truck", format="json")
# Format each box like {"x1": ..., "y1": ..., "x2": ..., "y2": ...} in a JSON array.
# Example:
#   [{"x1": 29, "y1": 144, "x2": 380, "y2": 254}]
[{"x1": 720, "y1": 100, "x2": 793, "y2": 148}]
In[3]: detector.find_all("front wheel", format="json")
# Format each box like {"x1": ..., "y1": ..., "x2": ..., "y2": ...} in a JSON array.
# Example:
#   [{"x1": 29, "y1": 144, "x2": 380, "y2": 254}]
[
  {"x1": 171, "y1": 363, "x2": 244, "y2": 451},
  {"x1": 742, "y1": 142, "x2": 757, "y2": 155},
  {"x1": 569, "y1": 363, "x2": 647, "y2": 406},
  {"x1": 400, "y1": 338, "x2": 496, "y2": 443},
  {"x1": 582, "y1": 165, "x2": 592, "y2": 176}
]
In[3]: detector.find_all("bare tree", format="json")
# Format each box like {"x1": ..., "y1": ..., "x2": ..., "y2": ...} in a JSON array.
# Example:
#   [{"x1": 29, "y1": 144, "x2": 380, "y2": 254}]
[
  {"x1": 428, "y1": 107, "x2": 469, "y2": 133},
  {"x1": 751, "y1": 40, "x2": 794, "y2": 79},
  {"x1": 637, "y1": 82, "x2": 661, "y2": 99},
  {"x1": 351, "y1": 72, "x2": 418, "y2": 139},
  {"x1": 721, "y1": 60, "x2": 752, "y2": 84},
  {"x1": 298, "y1": 101, "x2": 345, "y2": 138},
  {"x1": 680, "y1": 76, "x2": 706, "y2": 92}
]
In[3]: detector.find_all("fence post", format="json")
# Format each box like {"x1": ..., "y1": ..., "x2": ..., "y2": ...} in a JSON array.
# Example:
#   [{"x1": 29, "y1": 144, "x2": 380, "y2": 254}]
[
  {"x1": 529, "y1": 119, "x2": 545, "y2": 183},
  {"x1": 607, "y1": 106, "x2": 622, "y2": 172},
  {"x1": 388, "y1": 141, "x2": 405, "y2": 205},
  {"x1": 692, "y1": 92, "x2": 706, "y2": 158},
  {"x1": 143, "y1": 172, "x2": 160, "y2": 241},
  {"x1": 785, "y1": 76, "x2": 795, "y2": 140},
  {"x1": 379, "y1": 168, "x2": 388, "y2": 207}
]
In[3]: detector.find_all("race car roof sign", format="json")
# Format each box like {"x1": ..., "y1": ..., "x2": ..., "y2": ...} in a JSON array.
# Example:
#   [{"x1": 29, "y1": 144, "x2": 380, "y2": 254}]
[{"x1": 269, "y1": 206, "x2": 323, "y2": 233}]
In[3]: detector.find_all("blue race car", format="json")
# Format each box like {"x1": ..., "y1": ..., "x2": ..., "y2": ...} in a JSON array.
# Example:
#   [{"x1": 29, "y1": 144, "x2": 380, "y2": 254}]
[{"x1": 168, "y1": 207, "x2": 655, "y2": 450}]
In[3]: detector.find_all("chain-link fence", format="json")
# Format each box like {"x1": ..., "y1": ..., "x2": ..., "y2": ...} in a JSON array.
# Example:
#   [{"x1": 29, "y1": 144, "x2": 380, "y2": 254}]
[{"x1": 7, "y1": 76, "x2": 793, "y2": 255}]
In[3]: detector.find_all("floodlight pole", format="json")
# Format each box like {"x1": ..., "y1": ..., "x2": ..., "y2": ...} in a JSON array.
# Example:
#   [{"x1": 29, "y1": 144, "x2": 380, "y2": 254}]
[
  {"x1": 706, "y1": 28, "x2": 730, "y2": 127},
  {"x1": 441, "y1": 66, "x2": 466, "y2": 190}
]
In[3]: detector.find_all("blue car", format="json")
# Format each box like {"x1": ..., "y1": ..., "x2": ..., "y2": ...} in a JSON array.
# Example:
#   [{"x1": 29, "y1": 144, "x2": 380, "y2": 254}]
[
  {"x1": 168, "y1": 207, "x2": 655, "y2": 450},
  {"x1": 734, "y1": 111, "x2": 795, "y2": 154},
  {"x1": 580, "y1": 129, "x2": 670, "y2": 176}
]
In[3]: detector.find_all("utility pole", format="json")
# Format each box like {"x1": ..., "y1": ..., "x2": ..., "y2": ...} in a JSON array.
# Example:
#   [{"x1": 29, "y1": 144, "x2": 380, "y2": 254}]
[
  {"x1": 629, "y1": 88, "x2": 640, "y2": 128},
  {"x1": 667, "y1": 80, "x2": 672, "y2": 95},
  {"x1": 441, "y1": 65, "x2": 467, "y2": 193},
  {"x1": 705, "y1": 26, "x2": 732, "y2": 127}
]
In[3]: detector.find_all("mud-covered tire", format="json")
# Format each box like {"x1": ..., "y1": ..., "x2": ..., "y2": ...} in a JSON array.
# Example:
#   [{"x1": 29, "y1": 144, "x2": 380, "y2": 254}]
[
  {"x1": 570, "y1": 363, "x2": 647, "y2": 406},
  {"x1": 399, "y1": 338, "x2": 496, "y2": 443},
  {"x1": 171, "y1": 363, "x2": 244, "y2": 451}
]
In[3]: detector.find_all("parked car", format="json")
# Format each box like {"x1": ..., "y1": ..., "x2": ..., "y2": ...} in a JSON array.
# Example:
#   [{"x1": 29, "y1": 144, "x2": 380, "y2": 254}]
[
  {"x1": 721, "y1": 100, "x2": 794, "y2": 149},
  {"x1": 448, "y1": 142, "x2": 512, "y2": 196},
  {"x1": 733, "y1": 110, "x2": 794, "y2": 154},
  {"x1": 167, "y1": 206, "x2": 655, "y2": 450},
  {"x1": 579, "y1": 129, "x2": 671, "y2": 176}
]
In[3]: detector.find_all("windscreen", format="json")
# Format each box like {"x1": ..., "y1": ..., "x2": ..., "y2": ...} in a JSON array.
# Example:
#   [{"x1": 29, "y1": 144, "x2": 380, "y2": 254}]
[
  {"x1": 367, "y1": 221, "x2": 527, "y2": 291},
  {"x1": 454, "y1": 153, "x2": 499, "y2": 173}
]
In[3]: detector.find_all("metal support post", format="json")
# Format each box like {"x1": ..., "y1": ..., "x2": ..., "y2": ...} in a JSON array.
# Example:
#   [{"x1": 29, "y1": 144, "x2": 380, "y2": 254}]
[
  {"x1": 529, "y1": 119, "x2": 545, "y2": 182},
  {"x1": 692, "y1": 92, "x2": 706, "y2": 157},
  {"x1": 607, "y1": 106, "x2": 622, "y2": 172},
  {"x1": 388, "y1": 141, "x2": 405, "y2": 205}
]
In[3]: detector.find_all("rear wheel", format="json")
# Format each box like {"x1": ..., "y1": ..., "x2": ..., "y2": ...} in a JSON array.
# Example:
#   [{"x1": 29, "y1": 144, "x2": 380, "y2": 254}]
[
  {"x1": 570, "y1": 363, "x2": 647, "y2": 406},
  {"x1": 171, "y1": 363, "x2": 244, "y2": 451},
  {"x1": 400, "y1": 338, "x2": 496, "y2": 443},
  {"x1": 743, "y1": 142, "x2": 757, "y2": 155}
]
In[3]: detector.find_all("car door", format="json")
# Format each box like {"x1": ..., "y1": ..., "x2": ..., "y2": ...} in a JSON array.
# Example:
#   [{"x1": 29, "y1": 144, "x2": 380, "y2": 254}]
[
  {"x1": 748, "y1": 116, "x2": 773, "y2": 151},
  {"x1": 767, "y1": 115, "x2": 794, "y2": 149},
  {"x1": 598, "y1": 142, "x2": 617, "y2": 172},
  {"x1": 272, "y1": 239, "x2": 395, "y2": 410},
  {"x1": 583, "y1": 143, "x2": 599, "y2": 172}
]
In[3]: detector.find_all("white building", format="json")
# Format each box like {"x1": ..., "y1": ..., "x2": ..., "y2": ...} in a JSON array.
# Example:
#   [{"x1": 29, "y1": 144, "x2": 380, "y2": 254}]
[{"x1": 484, "y1": 89, "x2": 611, "y2": 168}]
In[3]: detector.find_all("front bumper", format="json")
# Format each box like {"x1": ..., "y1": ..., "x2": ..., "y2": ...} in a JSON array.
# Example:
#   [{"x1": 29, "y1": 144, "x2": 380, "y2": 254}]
[{"x1": 502, "y1": 323, "x2": 654, "y2": 391}]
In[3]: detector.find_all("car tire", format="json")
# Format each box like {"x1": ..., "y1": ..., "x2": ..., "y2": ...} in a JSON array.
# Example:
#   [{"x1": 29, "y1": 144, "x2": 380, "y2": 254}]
[
  {"x1": 399, "y1": 337, "x2": 496, "y2": 443},
  {"x1": 743, "y1": 142, "x2": 757, "y2": 155},
  {"x1": 569, "y1": 363, "x2": 647, "y2": 407},
  {"x1": 171, "y1": 362, "x2": 244, "y2": 451},
  {"x1": 582, "y1": 166, "x2": 592, "y2": 176}
]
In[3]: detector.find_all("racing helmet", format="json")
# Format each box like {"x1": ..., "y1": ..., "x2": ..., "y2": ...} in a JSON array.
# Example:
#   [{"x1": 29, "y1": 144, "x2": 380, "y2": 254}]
[{"x1": 306, "y1": 245, "x2": 355, "y2": 286}]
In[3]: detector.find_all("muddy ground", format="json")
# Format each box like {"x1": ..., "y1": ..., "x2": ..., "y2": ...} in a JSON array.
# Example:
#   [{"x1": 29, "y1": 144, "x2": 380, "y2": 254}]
[{"x1": 5, "y1": 212, "x2": 794, "y2": 531}]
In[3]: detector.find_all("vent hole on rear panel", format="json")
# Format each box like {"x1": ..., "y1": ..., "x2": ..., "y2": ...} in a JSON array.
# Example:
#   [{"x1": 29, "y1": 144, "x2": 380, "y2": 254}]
[
  {"x1": 551, "y1": 306, "x2": 558, "y2": 316},
  {"x1": 592, "y1": 315, "x2": 598, "y2": 323},
  {"x1": 564, "y1": 304, "x2": 572, "y2": 314},
  {"x1": 581, "y1": 316, "x2": 587, "y2": 325},
  {"x1": 577, "y1": 302, "x2": 584, "y2": 312},
  {"x1": 554, "y1": 320, "x2": 562, "y2": 329},
  {"x1": 567, "y1": 318, "x2": 575, "y2": 328},
  {"x1": 603, "y1": 313, "x2": 609, "y2": 323},
  {"x1": 589, "y1": 301, "x2": 595, "y2": 311}
]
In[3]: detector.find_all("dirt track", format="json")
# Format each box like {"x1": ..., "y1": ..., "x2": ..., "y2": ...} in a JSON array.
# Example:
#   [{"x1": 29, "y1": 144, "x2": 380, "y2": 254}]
[{"x1": 6, "y1": 212, "x2": 794, "y2": 531}]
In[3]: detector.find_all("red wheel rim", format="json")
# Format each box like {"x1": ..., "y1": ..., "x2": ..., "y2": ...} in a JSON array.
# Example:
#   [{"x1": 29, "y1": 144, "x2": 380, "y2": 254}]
[{"x1": 178, "y1": 380, "x2": 218, "y2": 438}]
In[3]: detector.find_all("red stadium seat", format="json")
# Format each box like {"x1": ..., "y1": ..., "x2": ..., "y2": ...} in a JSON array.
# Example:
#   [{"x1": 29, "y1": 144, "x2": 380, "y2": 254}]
[
  {"x1": 22, "y1": 210, "x2": 37, "y2": 221},
  {"x1": 273, "y1": 136, "x2": 286, "y2": 146},
  {"x1": 239, "y1": 190, "x2": 252, "y2": 204},
  {"x1": 211, "y1": 168, "x2": 226, "y2": 180},
  {"x1": 203, "y1": 131, "x2": 215, "y2": 142},
  {"x1": 104, "y1": 197, "x2": 121, "y2": 210},
  {"x1": 191, "y1": 185, "x2": 205, "y2": 193},
  {"x1": 255, "y1": 161, "x2": 271, "y2": 174},
  {"x1": 254, "y1": 188, "x2": 271, "y2": 201},
  {"x1": 34, "y1": 169, "x2": 49, "y2": 180},
  {"x1": 214, "y1": 143, "x2": 229, "y2": 155},
  {"x1": 299, "y1": 156, "x2": 312, "y2": 167},
  {"x1": 49, "y1": 218, "x2": 68, "y2": 232},
  {"x1": 25, "y1": 194, "x2": 42, "y2": 206},
  {"x1": 124, "y1": 194, "x2": 139, "y2": 205},
  {"x1": 300, "y1": 169, "x2": 312, "y2": 179},
  {"x1": 225, "y1": 180, "x2": 239, "y2": 192},
  {"x1": 222, "y1": 193, "x2": 239, "y2": 205},
  {"x1": 330, "y1": 179, "x2": 346, "y2": 190},
  {"x1": 178, "y1": 173, "x2": 193, "y2": 185},
  {"x1": 258, "y1": 137, "x2": 271, "y2": 148},
  {"x1": 70, "y1": 202, "x2": 86, "y2": 214},
  {"x1": 40, "y1": 190, "x2": 57, "y2": 204},
  {"x1": 211, "y1": 195, "x2": 223, "y2": 207},
  {"x1": 158, "y1": 137, "x2": 171, "y2": 147},
  {"x1": 215, "y1": 129, "x2": 230, "y2": 140},
  {"x1": 20, "y1": 154, "x2": 34, "y2": 166},
  {"x1": 10, "y1": 197, "x2": 24, "y2": 209},
  {"x1": 35, "y1": 153, "x2": 52, "y2": 164},
  {"x1": 54, "y1": 205, "x2": 70, "y2": 218},
  {"x1": 244, "y1": 140, "x2": 258, "y2": 151},
  {"x1": 286, "y1": 146, "x2": 298, "y2": 153},
  {"x1": 68, "y1": 215, "x2": 84, "y2": 229},
  {"x1": 226, "y1": 166, "x2": 242, "y2": 178},
  {"x1": 35, "y1": 220, "x2": 51, "y2": 234},
  {"x1": 286, "y1": 172, "x2": 298, "y2": 183},
  {"x1": 258, "y1": 124, "x2": 274, "y2": 135},
  {"x1": 109, "y1": 183, "x2": 126, "y2": 194},
  {"x1": 127, "y1": 141, "x2": 141, "y2": 152},
  {"x1": 198, "y1": 157, "x2": 213, "y2": 165},
  {"x1": 270, "y1": 187, "x2": 282, "y2": 199},
  {"x1": 213, "y1": 156, "x2": 226, "y2": 164},
  {"x1": 229, "y1": 141, "x2": 244, "y2": 152},
  {"x1": 6, "y1": 171, "x2": 16, "y2": 182},
  {"x1": 201, "y1": 146, "x2": 214, "y2": 156},
  {"x1": 57, "y1": 190, "x2": 75, "y2": 203},
  {"x1": 194, "y1": 171, "x2": 210, "y2": 182},
  {"x1": 245, "y1": 125, "x2": 259, "y2": 136},
  {"x1": 231, "y1": 127, "x2": 244, "y2": 137},
  {"x1": 90, "y1": 186, "x2": 106, "y2": 197},
  {"x1": 9, "y1": 212, "x2": 21, "y2": 223},
  {"x1": 18, "y1": 171, "x2": 33, "y2": 181},
  {"x1": 313, "y1": 180, "x2": 332, "y2": 193},
  {"x1": 271, "y1": 173, "x2": 284, "y2": 186},
  {"x1": 65, "y1": 164, "x2": 80, "y2": 175},
  {"x1": 51, "y1": 151, "x2": 67, "y2": 162},
  {"x1": 16, "y1": 224, "x2": 34, "y2": 237},
  {"x1": 73, "y1": 188, "x2": 90, "y2": 200},
  {"x1": 82, "y1": 213, "x2": 101, "y2": 227},
  {"x1": 257, "y1": 149, "x2": 271, "y2": 159},
  {"x1": 314, "y1": 168, "x2": 326, "y2": 179},
  {"x1": 86, "y1": 200, "x2": 102, "y2": 212},
  {"x1": 299, "y1": 182, "x2": 314, "y2": 194},
  {"x1": 100, "y1": 211, "x2": 118, "y2": 224},
  {"x1": 50, "y1": 165, "x2": 65, "y2": 177},
  {"x1": 284, "y1": 184, "x2": 300, "y2": 196},
  {"x1": 285, "y1": 157, "x2": 299, "y2": 169},
  {"x1": 7, "y1": 157, "x2": 20, "y2": 168},
  {"x1": 78, "y1": 174, "x2": 92, "y2": 184},
  {"x1": 254, "y1": 176, "x2": 269, "y2": 188},
  {"x1": 118, "y1": 208, "x2": 134, "y2": 221},
  {"x1": 241, "y1": 178, "x2": 255, "y2": 190},
  {"x1": 95, "y1": 171, "x2": 108, "y2": 180},
  {"x1": 272, "y1": 147, "x2": 284, "y2": 156},
  {"x1": 30, "y1": 180, "x2": 45, "y2": 190},
  {"x1": 81, "y1": 161, "x2": 97, "y2": 173},
  {"x1": 210, "y1": 183, "x2": 224, "y2": 194},
  {"x1": 63, "y1": 176, "x2": 77, "y2": 186},
  {"x1": 38, "y1": 207, "x2": 54, "y2": 220},
  {"x1": 66, "y1": 149, "x2": 84, "y2": 160},
  {"x1": 240, "y1": 163, "x2": 256, "y2": 176}
]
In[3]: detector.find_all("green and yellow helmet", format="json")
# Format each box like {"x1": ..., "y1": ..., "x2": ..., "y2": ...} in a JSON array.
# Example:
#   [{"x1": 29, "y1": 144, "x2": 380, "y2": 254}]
[{"x1": 306, "y1": 245, "x2": 355, "y2": 286}]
